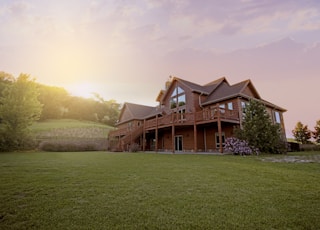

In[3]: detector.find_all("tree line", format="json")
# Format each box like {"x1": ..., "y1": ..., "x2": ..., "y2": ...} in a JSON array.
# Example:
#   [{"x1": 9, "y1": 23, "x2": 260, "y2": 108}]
[
  {"x1": 0, "y1": 72, "x2": 121, "y2": 151},
  {"x1": 0, "y1": 72, "x2": 120, "y2": 125},
  {"x1": 292, "y1": 120, "x2": 320, "y2": 144}
]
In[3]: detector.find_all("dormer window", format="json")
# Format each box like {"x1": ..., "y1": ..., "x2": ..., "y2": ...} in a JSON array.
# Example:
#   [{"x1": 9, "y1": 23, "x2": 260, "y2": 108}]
[{"x1": 170, "y1": 86, "x2": 186, "y2": 109}]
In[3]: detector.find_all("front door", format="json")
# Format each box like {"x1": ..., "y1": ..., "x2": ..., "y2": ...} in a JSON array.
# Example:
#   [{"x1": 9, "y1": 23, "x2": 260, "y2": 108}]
[{"x1": 175, "y1": 135, "x2": 183, "y2": 151}]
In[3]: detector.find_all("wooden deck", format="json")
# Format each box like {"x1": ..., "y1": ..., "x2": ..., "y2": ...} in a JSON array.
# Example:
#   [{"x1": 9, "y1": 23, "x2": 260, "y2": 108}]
[{"x1": 109, "y1": 109, "x2": 240, "y2": 138}]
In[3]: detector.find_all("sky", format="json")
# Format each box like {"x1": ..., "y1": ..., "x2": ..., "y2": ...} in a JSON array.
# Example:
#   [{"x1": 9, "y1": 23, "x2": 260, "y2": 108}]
[{"x1": 0, "y1": 0, "x2": 320, "y2": 138}]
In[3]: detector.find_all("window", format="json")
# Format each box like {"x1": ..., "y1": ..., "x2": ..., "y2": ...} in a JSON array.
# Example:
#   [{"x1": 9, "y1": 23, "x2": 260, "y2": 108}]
[
  {"x1": 219, "y1": 104, "x2": 225, "y2": 113},
  {"x1": 177, "y1": 86, "x2": 184, "y2": 94},
  {"x1": 171, "y1": 86, "x2": 184, "y2": 97},
  {"x1": 274, "y1": 111, "x2": 281, "y2": 124},
  {"x1": 210, "y1": 107, "x2": 216, "y2": 118},
  {"x1": 227, "y1": 102, "x2": 233, "y2": 110},
  {"x1": 241, "y1": 101, "x2": 247, "y2": 117},
  {"x1": 170, "y1": 86, "x2": 186, "y2": 110},
  {"x1": 170, "y1": 97, "x2": 177, "y2": 109},
  {"x1": 178, "y1": 94, "x2": 186, "y2": 106},
  {"x1": 215, "y1": 132, "x2": 225, "y2": 149},
  {"x1": 178, "y1": 109, "x2": 186, "y2": 120},
  {"x1": 175, "y1": 135, "x2": 183, "y2": 151}
]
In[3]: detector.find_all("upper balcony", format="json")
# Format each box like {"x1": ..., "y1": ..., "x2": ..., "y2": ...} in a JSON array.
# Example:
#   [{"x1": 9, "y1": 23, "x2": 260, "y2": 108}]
[{"x1": 145, "y1": 108, "x2": 240, "y2": 130}]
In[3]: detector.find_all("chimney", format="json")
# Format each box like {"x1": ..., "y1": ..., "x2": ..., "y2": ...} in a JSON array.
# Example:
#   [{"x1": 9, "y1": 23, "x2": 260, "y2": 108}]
[{"x1": 165, "y1": 75, "x2": 173, "y2": 89}]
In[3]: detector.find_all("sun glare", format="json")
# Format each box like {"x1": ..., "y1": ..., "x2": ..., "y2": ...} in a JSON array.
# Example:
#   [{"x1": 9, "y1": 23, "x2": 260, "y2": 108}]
[{"x1": 67, "y1": 82, "x2": 98, "y2": 99}]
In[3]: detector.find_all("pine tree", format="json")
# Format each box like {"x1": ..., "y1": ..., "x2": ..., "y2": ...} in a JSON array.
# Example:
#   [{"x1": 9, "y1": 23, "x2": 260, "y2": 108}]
[
  {"x1": 236, "y1": 99, "x2": 285, "y2": 154},
  {"x1": 312, "y1": 120, "x2": 320, "y2": 143},
  {"x1": 0, "y1": 74, "x2": 42, "y2": 151},
  {"x1": 292, "y1": 121, "x2": 311, "y2": 144}
]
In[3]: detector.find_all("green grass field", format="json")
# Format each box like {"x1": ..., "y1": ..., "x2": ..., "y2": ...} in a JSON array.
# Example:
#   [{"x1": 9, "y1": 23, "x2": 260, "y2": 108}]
[
  {"x1": 31, "y1": 119, "x2": 112, "y2": 132},
  {"x1": 1, "y1": 151, "x2": 319, "y2": 229}
]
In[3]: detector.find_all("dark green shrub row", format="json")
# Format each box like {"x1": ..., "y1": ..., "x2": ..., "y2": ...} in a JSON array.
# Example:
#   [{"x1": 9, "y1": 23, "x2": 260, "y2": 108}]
[
  {"x1": 0, "y1": 133, "x2": 37, "y2": 152},
  {"x1": 300, "y1": 144, "x2": 320, "y2": 151},
  {"x1": 38, "y1": 139, "x2": 107, "y2": 152}
]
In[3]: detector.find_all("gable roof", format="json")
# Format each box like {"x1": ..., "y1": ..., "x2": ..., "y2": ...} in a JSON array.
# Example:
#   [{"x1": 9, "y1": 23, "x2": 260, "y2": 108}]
[
  {"x1": 177, "y1": 78, "x2": 211, "y2": 94},
  {"x1": 203, "y1": 79, "x2": 261, "y2": 105},
  {"x1": 159, "y1": 76, "x2": 228, "y2": 103},
  {"x1": 118, "y1": 102, "x2": 161, "y2": 125}
]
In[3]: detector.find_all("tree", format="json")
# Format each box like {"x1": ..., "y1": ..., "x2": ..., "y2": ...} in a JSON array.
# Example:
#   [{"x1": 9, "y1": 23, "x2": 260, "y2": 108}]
[
  {"x1": 292, "y1": 121, "x2": 311, "y2": 144},
  {"x1": 0, "y1": 74, "x2": 42, "y2": 151},
  {"x1": 93, "y1": 93, "x2": 120, "y2": 126},
  {"x1": 236, "y1": 99, "x2": 285, "y2": 154},
  {"x1": 0, "y1": 71, "x2": 15, "y2": 95},
  {"x1": 38, "y1": 84, "x2": 70, "y2": 120},
  {"x1": 312, "y1": 120, "x2": 320, "y2": 143}
]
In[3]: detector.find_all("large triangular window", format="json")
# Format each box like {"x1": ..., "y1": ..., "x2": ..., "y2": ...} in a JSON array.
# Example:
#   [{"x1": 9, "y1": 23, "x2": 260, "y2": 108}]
[{"x1": 170, "y1": 86, "x2": 186, "y2": 109}]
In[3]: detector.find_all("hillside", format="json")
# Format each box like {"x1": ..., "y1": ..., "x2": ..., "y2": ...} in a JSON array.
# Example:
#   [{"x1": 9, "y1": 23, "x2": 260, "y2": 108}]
[
  {"x1": 31, "y1": 119, "x2": 113, "y2": 133},
  {"x1": 31, "y1": 119, "x2": 115, "y2": 151}
]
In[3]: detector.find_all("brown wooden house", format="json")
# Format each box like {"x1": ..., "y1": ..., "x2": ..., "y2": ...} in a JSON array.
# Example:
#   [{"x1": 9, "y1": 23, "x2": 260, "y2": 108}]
[{"x1": 108, "y1": 76, "x2": 286, "y2": 153}]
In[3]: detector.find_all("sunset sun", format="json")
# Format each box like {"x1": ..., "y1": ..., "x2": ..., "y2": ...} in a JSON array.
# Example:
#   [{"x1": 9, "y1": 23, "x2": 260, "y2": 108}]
[{"x1": 67, "y1": 82, "x2": 98, "y2": 99}]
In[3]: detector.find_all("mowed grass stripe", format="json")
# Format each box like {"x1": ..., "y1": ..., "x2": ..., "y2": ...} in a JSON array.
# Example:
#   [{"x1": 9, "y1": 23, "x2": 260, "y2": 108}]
[{"x1": 0, "y1": 152, "x2": 319, "y2": 229}]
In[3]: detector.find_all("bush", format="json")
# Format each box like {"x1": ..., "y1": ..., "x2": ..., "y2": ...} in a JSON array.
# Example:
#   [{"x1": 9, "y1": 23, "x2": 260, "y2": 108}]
[
  {"x1": 300, "y1": 144, "x2": 320, "y2": 151},
  {"x1": 224, "y1": 137, "x2": 259, "y2": 155},
  {"x1": 129, "y1": 143, "x2": 140, "y2": 152},
  {"x1": 0, "y1": 132, "x2": 37, "y2": 152},
  {"x1": 38, "y1": 139, "x2": 107, "y2": 152}
]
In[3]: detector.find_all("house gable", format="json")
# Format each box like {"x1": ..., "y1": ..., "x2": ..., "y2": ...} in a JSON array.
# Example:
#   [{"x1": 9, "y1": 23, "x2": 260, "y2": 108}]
[
  {"x1": 160, "y1": 78, "x2": 192, "y2": 113},
  {"x1": 118, "y1": 103, "x2": 134, "y2": 123},
  {"x1": 238, "y1": 80, "x2": 261, "y2": 99},
  {"x1": 118, "y1": 102, "x2": 156, "y2": 125}
]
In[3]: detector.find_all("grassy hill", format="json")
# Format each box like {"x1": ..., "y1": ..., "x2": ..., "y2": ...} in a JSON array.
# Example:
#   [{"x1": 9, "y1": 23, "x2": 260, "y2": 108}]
[
  {"x1": 31, "y1": 119, "x2": 115, "y2": 151},
  {"x1": 31, "y1": 119, "x2": 113, "y2": 132}
]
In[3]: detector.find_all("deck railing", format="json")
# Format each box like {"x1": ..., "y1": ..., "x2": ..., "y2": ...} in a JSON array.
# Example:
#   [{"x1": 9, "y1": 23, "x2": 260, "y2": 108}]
[
  {"x1": 145, "y1": 108, "x2": 240, "y2": 130},
  {"x1": 109, "y1": 108, "x2": 240, "y2": 138}
]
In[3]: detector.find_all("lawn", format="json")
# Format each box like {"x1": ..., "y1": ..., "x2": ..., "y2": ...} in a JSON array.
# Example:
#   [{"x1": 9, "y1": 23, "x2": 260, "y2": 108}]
[{"x1": 0, "y1": 152, "x2": 319, "y2": 229}]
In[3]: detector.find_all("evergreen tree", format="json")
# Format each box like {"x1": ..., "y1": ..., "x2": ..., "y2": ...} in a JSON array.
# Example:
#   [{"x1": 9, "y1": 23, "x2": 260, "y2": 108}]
[
  {"x1": 292, "y1": 121, "x2": 311, "y2": 144},
  {"x1": 0, "y1": 74, "x2": 42, "y2": 151},
  {"x1": 312, "y1": 120, "x2": 320, "y2": 143},
  {"x1": 236, "y1": 99, "x2": 285, "y2": 154}
]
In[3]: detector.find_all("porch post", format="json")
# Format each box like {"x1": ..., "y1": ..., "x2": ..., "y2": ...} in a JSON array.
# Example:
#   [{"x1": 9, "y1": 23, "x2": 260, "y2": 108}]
[
  {"x1": 172, "y1": 113, "x2": 175, "y2": 154},
  {"x1": 237, "y1": 97, "x2": 243, "y2": 129},
  {"x1": 118, "y1": 135, "x2": 121, "y2": 151},
  {"x1": 155, "y1": 114, "x2": 158, "y2": 153},
  {"x1": 143, "y1": 119, "x2": 146, "y2": 151},
  {"x1": 217, "y1": 104, "x2": 223, "y2": 153},
  {"x1": 193, "y1": 112, "x2": 197, "y2": 153}
]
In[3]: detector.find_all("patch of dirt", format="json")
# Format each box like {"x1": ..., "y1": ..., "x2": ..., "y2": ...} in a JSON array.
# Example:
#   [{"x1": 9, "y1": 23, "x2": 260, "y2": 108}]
[{"x1": 261, "y1": 155, "x2": 320, "y2": 163}]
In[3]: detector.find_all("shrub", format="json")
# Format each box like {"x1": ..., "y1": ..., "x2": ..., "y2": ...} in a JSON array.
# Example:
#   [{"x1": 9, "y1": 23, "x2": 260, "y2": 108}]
[
  {"x1": 129, "y1": 143, "x2": 140, "y2": 152},
  {"x1": 300, "y1": 144, "x2": 320, "y2": 151},
  {"x1": 224, "y1": 137, "x2": 259, "y2": 155},
  {"x1": 0, "y1": 132, "x2": 37, "y2": 152},
  {"x1": 38, "y1": 139, "x2": 107, "y2": 152}
]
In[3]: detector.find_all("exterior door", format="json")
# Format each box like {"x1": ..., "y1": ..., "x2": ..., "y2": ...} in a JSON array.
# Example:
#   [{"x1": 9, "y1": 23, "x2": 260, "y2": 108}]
[
  {"x1": 215, "y1": 132, "x2": 225, "y2": 149},
  {"x1": 175, "y1": 135, "x2": 183, "y2": 151}
]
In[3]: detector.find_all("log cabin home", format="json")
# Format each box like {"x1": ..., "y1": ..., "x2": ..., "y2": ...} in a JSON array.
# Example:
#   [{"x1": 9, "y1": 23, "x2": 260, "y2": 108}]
[{"x1": 108, "y1": 76, "x2": 286, "y2": 153}]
